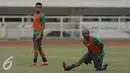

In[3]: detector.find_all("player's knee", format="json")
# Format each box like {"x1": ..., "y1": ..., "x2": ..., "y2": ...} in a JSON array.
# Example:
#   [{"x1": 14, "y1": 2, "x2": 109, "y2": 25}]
[
  {"x1": 34, "y1": 48, "x2": 37, "y2": 50},
  {"x1": 34, "y1": 47, "x2": 36, "y2": 50},
  {"x1": 38, "y1": 46, "x2": 40, "y2": 50},
  {"x1": 34, "y1": 51, "x2": 38, "y2": 54},
  {"x1": 38, "y1": 46, "x2": 42, "y2": 51}
]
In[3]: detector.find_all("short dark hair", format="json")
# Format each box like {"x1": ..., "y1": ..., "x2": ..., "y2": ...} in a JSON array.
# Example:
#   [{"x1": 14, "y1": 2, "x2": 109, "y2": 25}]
[
  {"x1": 35, "y1": 2, "x2": 42, "y2": 7},
  {"x1": 82, "y1": 28, "x2": 90, "y2": 34}
]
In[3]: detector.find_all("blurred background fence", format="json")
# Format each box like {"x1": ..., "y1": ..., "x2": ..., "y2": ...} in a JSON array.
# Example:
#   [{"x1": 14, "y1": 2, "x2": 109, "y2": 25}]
[
  {"x1": 0, "y1": 16, "x2": 130, "y2": 39},
  {"x1": 1, "y1": 0, "x2": 130, "y2": 40}
]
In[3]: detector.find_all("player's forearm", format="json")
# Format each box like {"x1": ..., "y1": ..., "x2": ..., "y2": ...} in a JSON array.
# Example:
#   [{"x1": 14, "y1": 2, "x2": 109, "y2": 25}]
[
  {"x1": 39, "y1": 25, "x2": 45, "y2": 35},
  {"x1": 99, "y1": 43, "x2": 104, "y2": 49},
  {"x1": 97, "y1": 43, "x2": 104, "y2": 55}
]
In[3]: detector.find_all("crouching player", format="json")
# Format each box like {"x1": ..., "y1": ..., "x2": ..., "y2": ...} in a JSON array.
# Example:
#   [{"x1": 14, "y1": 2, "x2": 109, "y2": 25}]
[{"x1": 63, "y1": 29, "x2": 108, "y2": 71}]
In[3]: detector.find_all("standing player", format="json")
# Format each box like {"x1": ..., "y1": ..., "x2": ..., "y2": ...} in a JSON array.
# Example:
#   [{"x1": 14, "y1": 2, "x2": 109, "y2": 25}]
[
  {"x1": 63, "y1": 29, "x2": 108, "y2": 71},
  {"x1": 31, "y1": 2, "x2": 48, "y2": 66}
]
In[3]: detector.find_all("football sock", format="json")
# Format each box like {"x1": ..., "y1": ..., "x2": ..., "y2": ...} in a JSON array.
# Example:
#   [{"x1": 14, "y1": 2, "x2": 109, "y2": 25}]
[
  {"x1": 33, "y1": 58, "x2": 37, "y2": 63},
  {"x1": 66, "y1": 64, "x2": 76, "y2": 70},
  {"x1": 42, "y1": 57, "x2": 47, "y2": 62}
]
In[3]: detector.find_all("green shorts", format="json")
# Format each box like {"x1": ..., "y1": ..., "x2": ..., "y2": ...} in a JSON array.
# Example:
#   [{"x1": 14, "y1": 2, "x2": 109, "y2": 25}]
[{"x1": 33, "y1": 30, "x2": 43, "y2": 47}]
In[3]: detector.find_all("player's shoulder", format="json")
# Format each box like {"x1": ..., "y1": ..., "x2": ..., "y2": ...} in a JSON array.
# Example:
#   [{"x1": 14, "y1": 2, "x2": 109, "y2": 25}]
[
  {"x1": 40, "y1": 12, "x2": 45, "y2": 17},
  {"x1": 40, "y1": 12, "x2": 45, "y2": 16},
  {"x1": 92, "y1": 35, "x2": 100, "y2": 41},
  {"x1": 92, "y1": 36, "x2": 97, "y2": 39}
]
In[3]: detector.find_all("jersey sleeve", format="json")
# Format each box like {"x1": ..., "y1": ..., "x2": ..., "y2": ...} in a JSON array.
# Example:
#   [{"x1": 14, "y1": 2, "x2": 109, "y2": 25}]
[
  {"x1": 92, "y1": 36, "x2": 103, "y2": 46},
  {"x1": 40, "y1": 14, "x2": 46, "y2": 25}
]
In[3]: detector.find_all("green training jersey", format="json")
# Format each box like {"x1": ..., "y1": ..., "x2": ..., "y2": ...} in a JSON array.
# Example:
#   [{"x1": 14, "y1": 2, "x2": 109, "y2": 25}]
[
  {"x1": 33, "y1": 12, "x2": 46, "y2": 36},
  {"x1": 92, "y1": 36, "x2": 105, "y2": 56}
]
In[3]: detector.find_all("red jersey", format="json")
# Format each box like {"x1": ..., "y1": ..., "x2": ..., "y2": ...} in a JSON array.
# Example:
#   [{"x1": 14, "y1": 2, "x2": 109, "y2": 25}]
[{"x1": 83, "y1": 35, "x2": 102, "y2": 54}]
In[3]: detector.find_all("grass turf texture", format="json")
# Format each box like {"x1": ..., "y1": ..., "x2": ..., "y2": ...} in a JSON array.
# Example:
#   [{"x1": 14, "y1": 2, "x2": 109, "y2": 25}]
[{"x1": 0, "y1": 45, "x2": 130, "y2": 73}]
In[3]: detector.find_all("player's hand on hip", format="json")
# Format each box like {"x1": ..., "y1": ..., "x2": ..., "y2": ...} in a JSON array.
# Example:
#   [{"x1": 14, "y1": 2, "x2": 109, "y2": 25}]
[{"x1": 35, "y1": 34, "x2": 41, "y2": 40}]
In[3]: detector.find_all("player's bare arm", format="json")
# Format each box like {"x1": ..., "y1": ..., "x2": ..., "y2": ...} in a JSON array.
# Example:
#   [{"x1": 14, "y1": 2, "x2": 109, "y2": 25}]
[{"x1": 36, "y1": 23, "x2": 45, "y2": 40}]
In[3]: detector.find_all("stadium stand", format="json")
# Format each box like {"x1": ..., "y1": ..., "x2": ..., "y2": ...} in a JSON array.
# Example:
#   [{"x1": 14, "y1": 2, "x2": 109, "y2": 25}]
[{"x1": 0, "y1": 0, "x2": 130, "y2": 39}]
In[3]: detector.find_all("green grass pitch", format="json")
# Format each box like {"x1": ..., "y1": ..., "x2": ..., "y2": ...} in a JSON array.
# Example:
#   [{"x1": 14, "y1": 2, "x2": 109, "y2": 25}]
[{"x1": 0, "y1": 45, "x2": 130, "y2": 73}]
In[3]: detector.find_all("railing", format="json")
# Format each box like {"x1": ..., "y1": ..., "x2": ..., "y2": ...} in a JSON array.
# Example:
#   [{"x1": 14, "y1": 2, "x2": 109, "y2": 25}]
[{"x1": 0, "y1": 16, "x2": 130, "y2": 39}]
